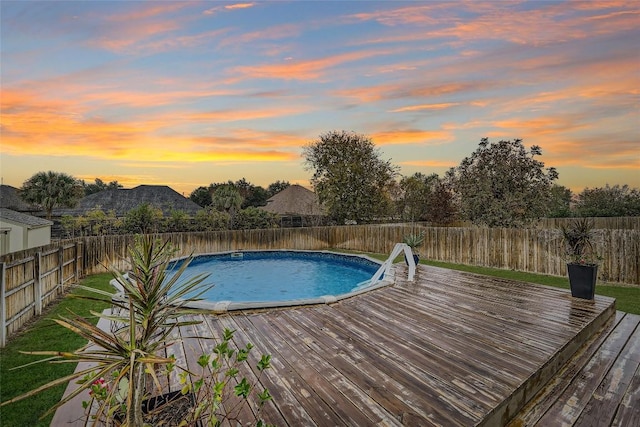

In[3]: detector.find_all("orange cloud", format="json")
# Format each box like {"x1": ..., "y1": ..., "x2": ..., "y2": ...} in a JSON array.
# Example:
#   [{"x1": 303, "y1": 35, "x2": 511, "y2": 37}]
[
  {"x1": 390, "y1": 103, "x2": 460, "y2": 113},
  {"x1": 204, "y1": 2, "x2": 256, "y2": 15},
  {"x1": 0, "y1": 88, "x2": 303, "y2": 165},
  {"x1": 105, "y1": 2, "x2": 193, "y2": 22},
  {"x1": 225, "y1": 3, "x2": 256, "y2": 10},
  {"x1": 183, "y1": 105, "x2": 310, "y2": 123},
  {"x1": 371, "y1": 130, "x2": 452, "y2": 146},
  {"x1": 335, "y1": 81, "x2": 490, "y2": 103},
  {"x1": 349, "y1": 1, "x2": 638, "y2": 49},
  {"x1": 233, "y1": 49, "x2": 392, "y2": 80},
  {"x1": 401, "y1": 160, "x2": 457, "y2": 168}
]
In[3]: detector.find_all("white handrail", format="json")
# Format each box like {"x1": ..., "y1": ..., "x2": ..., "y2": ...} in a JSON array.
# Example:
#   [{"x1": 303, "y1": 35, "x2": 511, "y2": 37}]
[{"x1": 370, "y1": 243, "x2": 416, "y2": 284}]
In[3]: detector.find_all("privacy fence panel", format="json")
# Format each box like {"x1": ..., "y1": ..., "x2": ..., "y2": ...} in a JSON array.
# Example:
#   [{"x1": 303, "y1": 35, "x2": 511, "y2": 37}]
[
  {"x1": 0, "y1": 242, "x2": 81, "y2": 346},
  {"x1": 1, "y1": 225, "x2": 638, "y2": 346}
]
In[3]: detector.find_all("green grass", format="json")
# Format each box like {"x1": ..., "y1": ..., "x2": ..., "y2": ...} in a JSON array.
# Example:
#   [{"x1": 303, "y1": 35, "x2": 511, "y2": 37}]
[
  {"x1": 0, "y1": 273, "x2": 112, "y2": 427},
  {"x1": 346, "y1": 250, "x2": 640, "y2": 315}
]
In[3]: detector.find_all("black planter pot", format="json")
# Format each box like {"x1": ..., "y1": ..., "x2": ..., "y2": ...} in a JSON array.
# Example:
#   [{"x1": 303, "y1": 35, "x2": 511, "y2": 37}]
[
  {"x1": 404, "y1": 253, "x2": 420, "y2": 265},
  {"x1": 113, "y1": 390, "x2": 200, "y2": 426},
  {"x1": 567, "y1": 263, "x2": 597, "y2": 300}
]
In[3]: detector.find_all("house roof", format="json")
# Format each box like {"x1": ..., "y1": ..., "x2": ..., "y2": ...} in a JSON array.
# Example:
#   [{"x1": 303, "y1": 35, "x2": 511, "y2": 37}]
[
  {"x1": 55, "y1": 185, "x2": 202, "y2": 217},
  {"x1": 0, "y1": 185, "x2": 39, "y2": 212},
  {"x1": 0, "y1": 208, "x2": 53, "y2": 228},
  {"x1": 261, "y1": 185, "x2": 325, "y2": 216}
]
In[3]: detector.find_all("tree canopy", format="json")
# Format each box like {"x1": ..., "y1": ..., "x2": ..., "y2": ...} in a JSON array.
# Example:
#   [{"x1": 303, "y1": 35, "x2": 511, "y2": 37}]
[
  {"x1": 575, "y1": 184, "x2": 640, "y2": 217},
  {"x1": 20, "y1": 171, "x2": 84, "y2": 219},
  {"x1": 189, "y1": 186, "x2": 213, "y2": 207},
  {"x1": 303, "y1": 130, "x2": 398, "y2": 224},
  {"x1": 446, "y1": 138, "x2": 558, "y2": 227},
  {"x1": 84, "y1": 178, "x2": 122, "y2": 196}
]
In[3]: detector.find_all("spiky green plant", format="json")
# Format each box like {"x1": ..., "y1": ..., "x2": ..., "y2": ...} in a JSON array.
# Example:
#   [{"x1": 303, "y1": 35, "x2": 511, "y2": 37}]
[{"x1": 0, "y1": 235, "x2": 212, "y2": 426}]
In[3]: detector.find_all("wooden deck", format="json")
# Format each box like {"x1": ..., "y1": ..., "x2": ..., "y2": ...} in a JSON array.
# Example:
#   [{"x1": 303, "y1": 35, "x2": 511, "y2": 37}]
[{"x1": 52, "y1": 264, "x2": 637, "y2": 426}]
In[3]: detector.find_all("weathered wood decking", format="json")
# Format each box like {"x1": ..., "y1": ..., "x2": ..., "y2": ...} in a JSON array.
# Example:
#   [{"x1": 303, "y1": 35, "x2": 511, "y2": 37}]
[{"x1": 52, "y1": 264, "x2": 637, "y2": 426}]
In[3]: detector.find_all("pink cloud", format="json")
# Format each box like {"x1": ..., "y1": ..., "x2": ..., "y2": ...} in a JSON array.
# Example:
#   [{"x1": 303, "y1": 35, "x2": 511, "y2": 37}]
[{"x1": 233, "y1": 49, "x2": 393, "y2": 80}]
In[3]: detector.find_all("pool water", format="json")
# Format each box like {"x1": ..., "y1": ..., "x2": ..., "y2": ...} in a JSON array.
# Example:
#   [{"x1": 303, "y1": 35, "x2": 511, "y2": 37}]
[{"x1": 170, "y1": 251, "x2": 380, "y2": 303}]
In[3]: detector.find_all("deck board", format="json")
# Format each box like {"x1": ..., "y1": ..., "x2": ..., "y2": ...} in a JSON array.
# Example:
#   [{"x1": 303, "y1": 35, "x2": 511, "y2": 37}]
[
  {"x1": 509, "y1": 312, "x2": 640, "y2": 427},
  {"x1": 52, "y1": 263, "x2": 634, "y2": 426}
]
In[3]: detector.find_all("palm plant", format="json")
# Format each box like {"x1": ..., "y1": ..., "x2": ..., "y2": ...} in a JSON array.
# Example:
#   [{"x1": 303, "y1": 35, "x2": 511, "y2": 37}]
[
  {"x1": 19, "y1": 170, "x2": 84, "y2": 219},
  {"x1": 0, "y1": 235, "x2": 212, "y2": 426}
]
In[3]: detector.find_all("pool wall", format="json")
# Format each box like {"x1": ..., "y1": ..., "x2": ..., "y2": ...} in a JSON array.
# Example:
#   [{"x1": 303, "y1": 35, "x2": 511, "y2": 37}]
[{"x1": 172, "y1": 250, "x2": 395, "y2": 312}]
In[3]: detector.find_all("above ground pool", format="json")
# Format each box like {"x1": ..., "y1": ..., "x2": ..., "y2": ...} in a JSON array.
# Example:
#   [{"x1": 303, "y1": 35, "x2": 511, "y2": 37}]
[{"x1": 169, "y1": 250, "x2": 390, "y2": 311}]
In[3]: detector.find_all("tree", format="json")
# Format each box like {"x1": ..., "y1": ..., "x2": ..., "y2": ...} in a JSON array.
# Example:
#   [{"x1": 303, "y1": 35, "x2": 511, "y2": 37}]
[
  {"x1": 124, "y1": 203, "x2": 163, "y2": 233},
  {"x1": 267, "y1": 181, "x2": 290, "y2": 197},
  {"x1": 233, "y1": 207, "x2": 279, "y2": 229},
  {"x1": 189, "y1": 186, "x2": 213, "y2": 207},
  {"x1": 242, "y1": 185, "x2": 269, "y2": 208},
  {"x1": 20, "y1": 171, "x2": 84, "y2": 219},
  {"x1": 548, "y1": 185, "x2": 573, "y2": 218},
  {"x1": 398, "y1": 173, "x2": 438, "y2": 221},
  {"x1": 303, "y1": 130, "x2": 398, "y2": 224},
  {"x1": 425, "y1": 179, "x2": 458, "y2": 225},
  {"x1": 446, "y1": 138, "x2": 558, "y2": 227},
  {"x1": 575, "y1": 185, "x2": 640, "y2": 217},
  {"x1": 194, "y1": 207, "x2": 230, "y2": 231},
  {"x1": 165, "y1": 209, "x2": 191, "y2": 232},
  {"x1": 212, "y1": 185, "x2": 243, "y2": 228},
  {"x1": 84, "y1": 178, "x2": 122, "y2": 196}
]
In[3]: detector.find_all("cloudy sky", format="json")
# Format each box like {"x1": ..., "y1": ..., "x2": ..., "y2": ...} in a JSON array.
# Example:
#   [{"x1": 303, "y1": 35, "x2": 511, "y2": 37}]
[{"x1": 1, "y1": 1, "x2": 638, "y2": 196}]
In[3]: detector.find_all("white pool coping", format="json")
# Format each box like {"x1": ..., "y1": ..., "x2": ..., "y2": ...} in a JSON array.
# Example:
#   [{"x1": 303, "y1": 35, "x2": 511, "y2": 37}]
[{"x1": 110, "y1": 250, "x2": 395, "y2": 313}]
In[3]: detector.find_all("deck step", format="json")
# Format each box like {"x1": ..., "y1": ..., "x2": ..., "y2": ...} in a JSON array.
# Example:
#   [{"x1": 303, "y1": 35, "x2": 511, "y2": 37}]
[{"x1": 507, "y1": 311, "x2": 640, "y2": 426}]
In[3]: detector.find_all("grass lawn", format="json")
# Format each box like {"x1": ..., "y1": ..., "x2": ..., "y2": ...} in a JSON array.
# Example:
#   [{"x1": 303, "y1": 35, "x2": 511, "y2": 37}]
[
  {"x1": 0, "y1": 273, "x2": 112, "y2": 427},
  {"x1": 1, "y1": 258, "x2": 638, "y2": 426}
]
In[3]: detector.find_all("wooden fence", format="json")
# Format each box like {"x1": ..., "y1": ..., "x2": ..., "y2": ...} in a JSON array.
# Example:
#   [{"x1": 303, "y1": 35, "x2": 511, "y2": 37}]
[
  {"x1": 0, "y1": 242, "x2": 82, "y2": 346},
  {"x1": 81, "y1": 225, "x2": 640, "y2": 285},
  {"x1": 536, "y1": 217, "x2": 640, "y2": 229},
  {"x1": 1, "y1": 223, "x2": 638, "y2": 346}
]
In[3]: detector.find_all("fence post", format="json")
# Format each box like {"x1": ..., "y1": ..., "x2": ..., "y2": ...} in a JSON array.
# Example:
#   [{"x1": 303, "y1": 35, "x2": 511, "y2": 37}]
[
  {"x1": 34, "y1": 252, "x2": 42, "y2": 316},
  {"x1": 75, "y1": 241, "x2": 81, "y2": 283},
  {"x1": 1, "y1": 262, "x2": 6, "y2": 347},
  {"x1": 58, "y1": 246, "x2": 64, "y2": 292}
]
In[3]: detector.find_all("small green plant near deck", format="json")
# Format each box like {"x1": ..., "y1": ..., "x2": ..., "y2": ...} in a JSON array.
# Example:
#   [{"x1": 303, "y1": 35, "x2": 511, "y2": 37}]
[{"x1": 177, "y1": 328, "x2": 275, "y2": 427}]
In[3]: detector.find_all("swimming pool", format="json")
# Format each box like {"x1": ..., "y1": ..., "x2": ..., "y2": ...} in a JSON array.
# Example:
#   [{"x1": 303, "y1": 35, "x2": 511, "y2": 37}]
[{"x1": 170, "y1": 250, "x2": 391, "y2": 312}]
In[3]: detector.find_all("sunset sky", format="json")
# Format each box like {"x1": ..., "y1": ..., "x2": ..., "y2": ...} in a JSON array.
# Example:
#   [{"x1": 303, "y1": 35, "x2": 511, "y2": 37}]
[{"x1": 1, "y1": 1, "x2": 638, "y2": 196}]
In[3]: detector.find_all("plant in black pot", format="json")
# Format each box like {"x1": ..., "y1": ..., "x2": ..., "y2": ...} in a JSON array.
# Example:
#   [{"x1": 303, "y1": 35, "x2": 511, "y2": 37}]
[
  {"x1": 402, "y1": 232, "x2": 425, "y2": 265},
  {"x1": 559, "y1": 218, "x2": 601, "y2": 300}
]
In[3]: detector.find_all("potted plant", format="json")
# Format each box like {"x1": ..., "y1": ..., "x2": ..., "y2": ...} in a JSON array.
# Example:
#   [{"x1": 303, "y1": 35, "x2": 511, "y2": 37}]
[
  {"x1": 402, "y1": 232, "x2": 425, "y2": 265},
  {"x1": 559, "y1": 218, "x2": 601, "y2": 300},
  {"x1": 1, "y1": 235, "x2": 274, "y2": 426}
]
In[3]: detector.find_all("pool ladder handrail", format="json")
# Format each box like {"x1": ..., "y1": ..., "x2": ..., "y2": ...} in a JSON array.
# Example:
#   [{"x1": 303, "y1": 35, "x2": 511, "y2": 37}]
[{"x1": 370, "y1": 243, "x2": 416, "y2": 284}]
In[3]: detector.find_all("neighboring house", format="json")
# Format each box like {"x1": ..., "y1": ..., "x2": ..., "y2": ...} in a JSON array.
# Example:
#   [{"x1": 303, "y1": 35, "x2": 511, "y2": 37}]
[
  {"x1": 261, "y1": 185, "x2": 326, "y2": 227},
  {"x1": 55, "y1": 185, "x2": 203, "y2": 217},
  {"x1": 0, "y1": 184, "x2": 40, "y2": 213},
  {"x1": 0, "y1": 208, "x2": 53, "y2": 255}
]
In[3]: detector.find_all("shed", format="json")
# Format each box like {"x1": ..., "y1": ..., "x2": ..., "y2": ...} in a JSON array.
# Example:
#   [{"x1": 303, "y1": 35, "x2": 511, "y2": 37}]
[
  {"x1": 0, "y1": 208, "x2": 53, "y2": 255},
  {"x1": 261, "y1": 185, "x2": 326, "y2": 227}
]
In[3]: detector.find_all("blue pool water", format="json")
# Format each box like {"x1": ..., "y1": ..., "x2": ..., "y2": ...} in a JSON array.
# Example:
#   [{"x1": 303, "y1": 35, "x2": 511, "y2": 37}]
[{"x1": 170, "y1": 251, "x2": 380, "y2": 303}]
